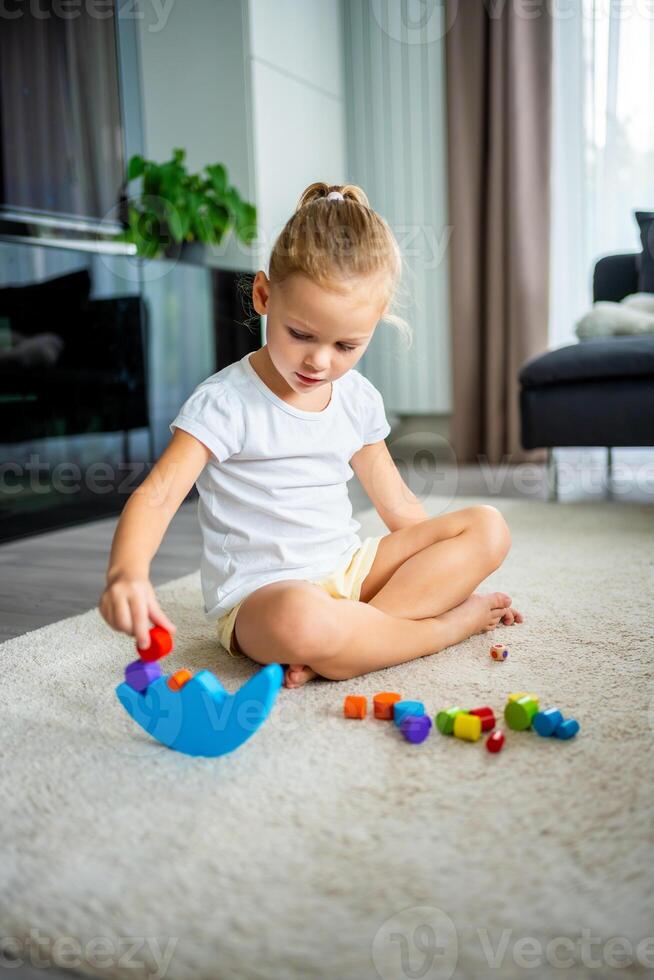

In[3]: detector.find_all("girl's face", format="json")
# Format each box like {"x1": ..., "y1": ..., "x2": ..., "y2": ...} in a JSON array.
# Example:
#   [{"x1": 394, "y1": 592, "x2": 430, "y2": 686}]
[{"x1": 252, "y1": 271, "x2": 386, "y2": 394}]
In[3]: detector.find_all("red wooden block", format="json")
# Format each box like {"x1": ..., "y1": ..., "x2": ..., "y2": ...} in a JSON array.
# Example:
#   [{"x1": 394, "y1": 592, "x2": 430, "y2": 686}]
[
  {"x1": 486, "y1": 730, "x2": 505, "y2": 753},
  {"x1": 469, "y1": 706, "x2": 496, "y2": 732},
  {"x1": 136, "y1": 626, "x2": 174, "y2": 663}
]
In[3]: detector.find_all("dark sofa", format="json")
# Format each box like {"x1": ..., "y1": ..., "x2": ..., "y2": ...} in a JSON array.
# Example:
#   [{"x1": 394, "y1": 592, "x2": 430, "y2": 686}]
[{"x1": 519, "y1": 252, "x2": 654, "y2": 499}]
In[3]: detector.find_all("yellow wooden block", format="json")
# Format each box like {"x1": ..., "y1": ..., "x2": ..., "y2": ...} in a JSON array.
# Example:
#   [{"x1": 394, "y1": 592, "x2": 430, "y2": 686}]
[
  {"x1": 508, "y1": 691, "x2": 539, "y2": 703},
  {"x1": 453, "y1": 713, "x2": 482, "y2": 742}
]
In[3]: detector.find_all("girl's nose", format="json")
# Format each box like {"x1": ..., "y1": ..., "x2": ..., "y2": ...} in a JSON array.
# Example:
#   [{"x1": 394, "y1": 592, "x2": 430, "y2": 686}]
[{"x1": 305, "y1": 359, "x2": 329, "y2": 373}]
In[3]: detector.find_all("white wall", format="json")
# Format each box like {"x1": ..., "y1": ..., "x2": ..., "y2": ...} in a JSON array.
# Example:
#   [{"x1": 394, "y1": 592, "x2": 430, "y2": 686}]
[
  {"x1": 136, "y1": 0, "x2": 257, "y2": 273},
  {"x1": 246, "y1": 0, "x2": 348, "y2": 267},
  {"x1": 137, "y1": 0, "x2": 254, "y2": 199},
  {"x1": 136, "y1": 0, "x2": 347, "y2": 276}
]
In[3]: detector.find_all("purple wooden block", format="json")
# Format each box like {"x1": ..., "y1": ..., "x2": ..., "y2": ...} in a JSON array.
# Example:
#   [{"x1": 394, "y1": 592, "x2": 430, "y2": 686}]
[
  {"x1": 125, "y1": 658, "x2": 162, "y2": 693},
  {"x1": 400, "y1": 714, "x2": 433, "y2": 744}
]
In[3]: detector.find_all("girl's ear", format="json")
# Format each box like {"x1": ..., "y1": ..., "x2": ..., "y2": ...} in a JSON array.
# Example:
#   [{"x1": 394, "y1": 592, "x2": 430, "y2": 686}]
[{"x1": 252, "y1": 271, "x2": 270, "y2": 316}]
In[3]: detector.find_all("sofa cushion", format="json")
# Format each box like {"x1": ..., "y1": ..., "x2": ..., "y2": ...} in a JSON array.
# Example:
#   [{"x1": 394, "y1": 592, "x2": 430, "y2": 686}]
[
  {"x1": 635, "y1": 211, "x2": 654, "y2": 293},
  {"x1": 519, "y1": 335, "x2": 654, "y2": 387}
]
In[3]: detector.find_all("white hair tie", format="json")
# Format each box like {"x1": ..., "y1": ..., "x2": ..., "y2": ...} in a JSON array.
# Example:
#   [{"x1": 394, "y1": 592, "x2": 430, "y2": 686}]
[{"x1": 327, "y1": 190, "x2": 345, "y2": 201}]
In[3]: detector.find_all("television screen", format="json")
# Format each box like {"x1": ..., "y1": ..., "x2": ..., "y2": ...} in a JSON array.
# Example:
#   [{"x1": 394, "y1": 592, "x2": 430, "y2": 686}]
[{"x1": 0, "y1": 0, "x2": 125, "y2": 224}]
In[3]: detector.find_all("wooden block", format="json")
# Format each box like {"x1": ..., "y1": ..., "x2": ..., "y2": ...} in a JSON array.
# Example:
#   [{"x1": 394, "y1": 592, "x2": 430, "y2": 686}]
[
  {"x1": 436, "y1": 706, "x2": 464, "y2": 735},
  {"x1": 504, "y1": 696, "x2": 539, "y2": 731},
  {"x1": 553, "y1": 718, "x2": 580, "y2": 740},
  {"x1": 393, "y1": 700, "x2": 425, "y2": 727},
  {"x1": 124, "y1": 659, "x2": 162, "y2": 693},
  {"x1": 508, "y1": 691, "x2": 539, "y2": 704},
  {"x1": 373, "y1": 692, "x2": 402, "y2": 720},
  {"x1": 533, "y1": 708, "x2": 564, "y2": 737},
  {"x1": 469, "y1": 706, "x2": 496, "y2": 732},
  {"x1": 167, "y1": 668, "x2": 192, "y2": 692},
  {"x1": 453, "y1": 713, "x2": 482, "y2": 742},
  {"x1": 486, "y1": 730, "x2": 505, "y2": 753},
  {"x1": 137, "y1": 626, "x2": 174, "y2": 663},
  {"x1": 400, "y1": 715, "x2": 432, "y2": 744},
  {"x1": 343, "y1": 695, "x2": 367, "y2": 719},
  {"x1": 490, "y1": 643, "x2": 509, "y2": 661}
]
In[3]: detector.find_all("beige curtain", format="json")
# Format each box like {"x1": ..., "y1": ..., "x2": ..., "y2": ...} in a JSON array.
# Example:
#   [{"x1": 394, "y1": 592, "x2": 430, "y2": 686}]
[{"x1": 445, "y1": 2, "x2": 552, "y2": 465}]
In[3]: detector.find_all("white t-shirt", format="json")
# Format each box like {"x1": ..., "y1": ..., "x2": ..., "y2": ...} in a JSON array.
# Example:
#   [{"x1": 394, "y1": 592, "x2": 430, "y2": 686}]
[{"x1": 169, "y1": 351, "x2": 391, "y2": 622}]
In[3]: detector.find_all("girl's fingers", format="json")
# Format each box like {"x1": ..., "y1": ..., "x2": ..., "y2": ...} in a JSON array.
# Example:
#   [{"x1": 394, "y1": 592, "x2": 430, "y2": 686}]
[
  {"x1": 113, "y1": 596, "x2": 133, "y2": 636},
  {"x1": 149, "y1": 597, "x2": 176, "y2": 635},
  {"x1": 129, "y1": 596, "x2": 152, "y2": 650}
]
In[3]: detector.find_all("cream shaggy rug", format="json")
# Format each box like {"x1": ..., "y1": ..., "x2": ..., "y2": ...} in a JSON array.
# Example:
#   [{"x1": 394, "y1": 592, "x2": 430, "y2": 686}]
[{"x1": 1, "y1": 496, "x2": 653, "y2": 980}]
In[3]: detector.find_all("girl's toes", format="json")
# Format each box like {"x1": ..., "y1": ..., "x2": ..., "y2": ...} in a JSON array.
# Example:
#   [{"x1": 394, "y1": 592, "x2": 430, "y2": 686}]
[
  {"x1": 283, "y1": 665, "x2": 302, "y2": 688},
  {"x1": 284, "y1": 664, "x2": 317, "y2": 689},
  {"x1": 493, "y1": 592, "x2": 512, "y2": 609},
  {"x1": 502, "y1": 607, "x2": 523, "y2": 625}
]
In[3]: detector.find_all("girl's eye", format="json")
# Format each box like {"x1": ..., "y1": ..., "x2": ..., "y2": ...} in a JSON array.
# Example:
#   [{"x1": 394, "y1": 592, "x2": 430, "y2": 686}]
[{"x1": 288, "y1": 329, "x2": 355, "y2": 353}]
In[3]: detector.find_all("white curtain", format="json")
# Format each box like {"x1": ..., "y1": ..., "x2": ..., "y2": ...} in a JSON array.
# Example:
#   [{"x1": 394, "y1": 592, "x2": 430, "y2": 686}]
[{"x1": 549, "y1": 0, "x2": 654, "y2": 349}]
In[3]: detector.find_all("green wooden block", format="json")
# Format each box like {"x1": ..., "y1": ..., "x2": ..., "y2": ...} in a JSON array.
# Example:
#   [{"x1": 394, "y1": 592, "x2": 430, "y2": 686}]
[
  {"x1": 436, "y1": 706, "x2": 465, "y2": 735},
  {"x1": 504, "y1": 696, "x2": 539, "y2": 731}
]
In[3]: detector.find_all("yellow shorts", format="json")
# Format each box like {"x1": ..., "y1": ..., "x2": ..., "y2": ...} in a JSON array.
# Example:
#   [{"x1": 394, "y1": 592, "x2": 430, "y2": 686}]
[{"x1": 215, "y1": 534, "x2": 385, "y2": 658}]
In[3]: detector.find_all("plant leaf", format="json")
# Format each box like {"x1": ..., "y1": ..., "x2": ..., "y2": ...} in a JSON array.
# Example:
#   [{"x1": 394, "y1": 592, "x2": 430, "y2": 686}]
[
  {"x1": 127, "y1": 155, "x2": 145, "y2": 181},
  {"x1": 206, "y1": 163, "x2": 227, "y2": 197}
]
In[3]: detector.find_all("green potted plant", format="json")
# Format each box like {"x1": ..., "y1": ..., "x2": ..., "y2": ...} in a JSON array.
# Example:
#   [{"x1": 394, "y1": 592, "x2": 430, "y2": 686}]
[{"x1": 118, "y1": 148, "x2": 257, "y2": 260}]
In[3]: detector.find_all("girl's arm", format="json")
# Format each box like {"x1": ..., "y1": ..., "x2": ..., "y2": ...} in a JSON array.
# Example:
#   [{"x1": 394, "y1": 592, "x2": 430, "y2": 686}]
[
  {"x1": 350, "y1": 440, "x2": 430, "y2": 532},
  {"x1": 100, "y1": 429, "x2": 211, "y2": 648}
]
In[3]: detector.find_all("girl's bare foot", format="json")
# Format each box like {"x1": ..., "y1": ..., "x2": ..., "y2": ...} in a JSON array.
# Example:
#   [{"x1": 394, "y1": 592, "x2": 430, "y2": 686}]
[
  {"x1": 500, "y1": 606, "x2": 524, "y2": 626},
  {"x1": 283, "y1": 664, "x2": 318, "y2": 689},
  {"x1": 439, "y1": 592, "x2": 520, "y2": 638}
]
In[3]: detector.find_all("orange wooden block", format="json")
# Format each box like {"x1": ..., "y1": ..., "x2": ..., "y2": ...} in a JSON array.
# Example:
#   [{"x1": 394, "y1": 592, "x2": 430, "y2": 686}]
[
  {"x1": 167, "y1": 668, "x2": 192, "y2": 692},
  {"x1": 373, "y1": 691, "x2": 402, "y2": 720},
  {"x1": 343, "y1": 695, "x2": 367, "y2": 719}
]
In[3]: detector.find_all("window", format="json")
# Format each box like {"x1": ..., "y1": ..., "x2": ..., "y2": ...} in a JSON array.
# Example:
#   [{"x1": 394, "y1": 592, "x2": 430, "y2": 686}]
[{"x1": 549, "y1": 1, "x2": 654, "y2": 347}]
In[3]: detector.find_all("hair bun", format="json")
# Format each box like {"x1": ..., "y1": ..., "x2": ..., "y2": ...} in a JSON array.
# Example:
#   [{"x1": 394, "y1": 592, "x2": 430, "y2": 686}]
[{"x1": 295, "y1": 182, "x2": 371, "y2": 212}]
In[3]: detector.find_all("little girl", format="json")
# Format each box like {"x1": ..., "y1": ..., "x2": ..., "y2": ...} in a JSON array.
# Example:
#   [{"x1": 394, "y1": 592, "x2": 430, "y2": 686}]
[{"x1": 100, "y1": 181, "x2": 523, "y2": 688}]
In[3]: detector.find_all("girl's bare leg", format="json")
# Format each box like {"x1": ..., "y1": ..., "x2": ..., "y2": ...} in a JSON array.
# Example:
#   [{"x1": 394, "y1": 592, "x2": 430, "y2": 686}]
[
  {"x1": 285, "y1": 512, "x2": 521, "y2": 687},
  {"x1": 368, "y1": 511, "x2": 514, "y2": 620},
  {"x1": 292, "y1": 590, "x2": 515, "y2": 682}
]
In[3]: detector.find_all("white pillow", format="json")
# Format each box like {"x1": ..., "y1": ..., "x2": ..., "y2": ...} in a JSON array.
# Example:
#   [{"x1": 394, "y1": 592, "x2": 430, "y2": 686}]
[
  {"x1": 623, "y1": 292, "x2": 654, "y2": 313},
  {"x1": 575, "y1": 297, "x2": 654, "y2": 339}
]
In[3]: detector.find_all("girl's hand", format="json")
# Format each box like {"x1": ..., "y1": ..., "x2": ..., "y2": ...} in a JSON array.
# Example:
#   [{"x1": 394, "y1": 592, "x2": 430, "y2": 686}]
[{"x1": 99, "y1": 574, "x2": 177, "y2": 651}]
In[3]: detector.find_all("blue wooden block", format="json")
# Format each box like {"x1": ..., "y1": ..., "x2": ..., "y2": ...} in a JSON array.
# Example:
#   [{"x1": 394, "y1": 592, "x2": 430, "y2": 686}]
[
  {"x1": 533, "y1": 708, "x2": 564, "y2": 737},
  {"x1": 124, "y1": 659, "x2": 162, "y2": 693},
  {"x1": 116, "y1": 663, "x2": 283, "y2": 757},
  {"x1": 393, "y1": 700, "x2": 425, "y2": 727},
  {"x1": 400, "y1": 714, "x2": 432, "y2": 744},
  {"x1": 553, "y1": 718, "x2": 580, "y2": 740}
]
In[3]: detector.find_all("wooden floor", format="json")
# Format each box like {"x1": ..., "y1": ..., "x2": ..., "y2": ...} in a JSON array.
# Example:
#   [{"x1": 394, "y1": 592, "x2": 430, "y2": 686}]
[{"x1": 1, "y1": 448, "x2": 652, "y2": 644}]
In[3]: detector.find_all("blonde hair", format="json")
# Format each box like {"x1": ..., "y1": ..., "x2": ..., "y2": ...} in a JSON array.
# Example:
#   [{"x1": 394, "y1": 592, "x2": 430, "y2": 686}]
[{"x1": 263, "y1": 181, "x2": 412, "y2": 349}]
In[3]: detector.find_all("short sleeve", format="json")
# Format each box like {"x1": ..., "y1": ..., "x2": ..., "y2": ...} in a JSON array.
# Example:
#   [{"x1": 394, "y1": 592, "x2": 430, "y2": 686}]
[
  {"x1": 169, "y1": 382, "x2": 245, "y2": 462},
  {"x1": 359, "y1": 375, "x2": 391, "y2": 444}
]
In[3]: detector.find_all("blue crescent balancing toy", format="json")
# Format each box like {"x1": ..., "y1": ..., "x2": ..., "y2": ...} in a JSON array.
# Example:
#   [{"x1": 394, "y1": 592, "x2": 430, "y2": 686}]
[{"x1": 115, "y1": 626, "x2": 283, "y2": 757}]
